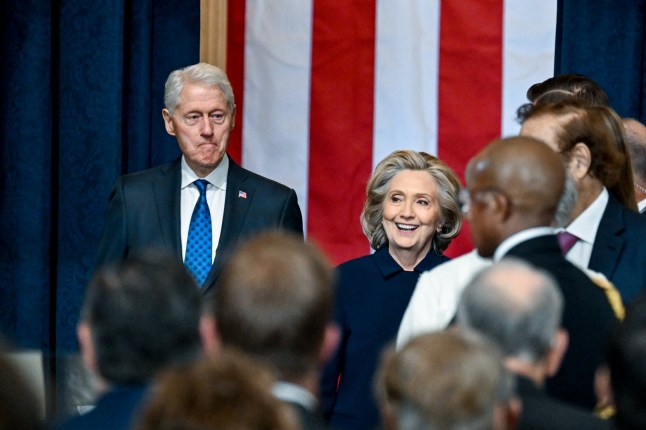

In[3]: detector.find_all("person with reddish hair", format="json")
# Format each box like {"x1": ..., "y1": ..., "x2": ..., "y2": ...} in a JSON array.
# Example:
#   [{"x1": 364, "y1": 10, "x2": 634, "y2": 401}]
[{"x1": 520, "y1": 100, "x2": 646, "y2": 302}]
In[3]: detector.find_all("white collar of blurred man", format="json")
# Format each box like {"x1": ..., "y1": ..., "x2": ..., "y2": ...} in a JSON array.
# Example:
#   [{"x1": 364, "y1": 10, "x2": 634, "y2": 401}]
[{"x1": 199, "y1": 315, "x2": 340, "y2": 399}]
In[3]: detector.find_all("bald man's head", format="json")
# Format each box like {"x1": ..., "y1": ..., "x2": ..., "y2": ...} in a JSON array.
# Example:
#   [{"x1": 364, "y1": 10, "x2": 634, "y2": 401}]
[{"x1": 465, "y1": 136, "x2": 566, "y2": 256}]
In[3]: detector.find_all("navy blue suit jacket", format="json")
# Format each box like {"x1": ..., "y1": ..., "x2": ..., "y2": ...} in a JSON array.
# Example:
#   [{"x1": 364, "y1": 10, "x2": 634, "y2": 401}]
[
  {"x1": 56, "y1": 386, "x2": 147, "y2": 430},
  {"x1": 505, "y1": 235, "x2": 616, "y2": 410},
  {"x1": 515, "y1": 375, "x2": 611, "y2": 430},
  {"x1": 96, "y1": 156, "x2": 303, "y2": 295},
  {"x1": 321, "y1": 246, "x2": 450, "y2": 430},
  {"x1": 588, "y1": 196, "x2": 646, "y2": 302}
]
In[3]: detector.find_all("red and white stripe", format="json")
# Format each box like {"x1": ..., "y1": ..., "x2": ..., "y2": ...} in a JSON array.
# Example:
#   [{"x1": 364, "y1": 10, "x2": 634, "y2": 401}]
[{"x1": 226, "y1": 0, "x2": 556, "y2": 264}]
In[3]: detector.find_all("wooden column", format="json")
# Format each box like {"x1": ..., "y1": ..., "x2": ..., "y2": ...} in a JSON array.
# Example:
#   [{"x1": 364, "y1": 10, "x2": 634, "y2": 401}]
[{"x1": 200, "y1": 0, "x2": 228, "y2": 68}]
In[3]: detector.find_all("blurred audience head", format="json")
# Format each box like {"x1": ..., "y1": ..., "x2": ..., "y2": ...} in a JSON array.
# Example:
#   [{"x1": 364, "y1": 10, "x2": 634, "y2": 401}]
[
  {"x1": 375, "y1": 330, "x2": 517, "y2": 430},
  {"x1": 203, "y1": 231, "x2": 337, "y2": 383},
  {"x1": 79, "y1": 250, "x2": 202, "y2": 385},
  {"x1": 135, "y1": 348, "x2": 298, "y2": 430},
  {"x1": 457, "y1": 258, "x2": 567, "y2": 380}
]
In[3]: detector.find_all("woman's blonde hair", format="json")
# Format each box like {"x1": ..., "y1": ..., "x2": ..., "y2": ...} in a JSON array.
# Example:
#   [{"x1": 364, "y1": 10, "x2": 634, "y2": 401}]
[{"x1": 361, "y1": 150, "x2": 462, "y2": 253}]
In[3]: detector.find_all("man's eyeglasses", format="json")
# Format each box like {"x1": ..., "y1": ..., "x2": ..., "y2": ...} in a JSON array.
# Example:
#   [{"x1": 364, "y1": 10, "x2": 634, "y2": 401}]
[
  {"x1": 181, "y1": 112, "x2": 228, "y2": 126},
  {"x1": 459, "y1": 187, "x2": 511, "y2": 214}
]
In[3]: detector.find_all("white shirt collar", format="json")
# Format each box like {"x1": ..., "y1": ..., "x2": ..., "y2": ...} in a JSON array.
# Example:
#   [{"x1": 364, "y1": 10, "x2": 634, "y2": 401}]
[
  {"x1": 494, "y1": 226, "x2": 556, "y2": 262},
  {"x1": 180, "y1": 154, "x2": 229, "y2": 191},
  {"x1": 564, "y1": 187, "x2": 608, "y2": 245},
  {"x1": 638, "y1": 198, "x2": 646, "y2": 213},
  {"x1": 272, "y1": 381, "x2": 318, "y2": 411}
]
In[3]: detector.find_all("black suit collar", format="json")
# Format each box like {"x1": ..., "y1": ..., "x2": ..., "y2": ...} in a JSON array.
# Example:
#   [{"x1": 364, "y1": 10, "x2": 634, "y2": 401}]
[
  {"x1": 154, "y1": 158, "x2": 182, "y2": 257},
  {"x1": 588, "y1": 195, "x2": 624, "y2": 278},
  {"x1": 504, "y1": 234, "x2": 562, "y2": 260}
]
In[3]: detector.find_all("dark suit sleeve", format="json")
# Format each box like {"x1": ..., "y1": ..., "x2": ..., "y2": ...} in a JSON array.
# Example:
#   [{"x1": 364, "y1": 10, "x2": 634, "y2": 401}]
[
  {"x1": 95, "y1": 178, "x2": 128, "y2": 270},
  {"x1": 278, "y1": 189, "x2": 304, "y2": 236}
]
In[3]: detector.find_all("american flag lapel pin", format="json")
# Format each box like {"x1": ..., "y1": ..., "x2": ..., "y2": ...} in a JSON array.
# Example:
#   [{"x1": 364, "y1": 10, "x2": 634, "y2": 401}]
[{"x1": 238, "y1": 190, "x2": 247, "y2": 199}]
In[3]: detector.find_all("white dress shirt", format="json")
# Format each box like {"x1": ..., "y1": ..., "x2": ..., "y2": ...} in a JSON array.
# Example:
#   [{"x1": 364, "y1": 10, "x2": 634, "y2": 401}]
[
  {"x1": 180, "y1": 155, "x2": 228, "y2": 262},
  {"x1": 638, "y1": 198, "x2": 646, "y2": 213},
  {"x1": 396, "y1": 250, "x2": 492, "y2": 349},
  {"x1": 272, "y1": 381, "x2": 318, "y2": 411},
  {"x1": 559, "y1": 187, "x2": 608, "y2": 270}
]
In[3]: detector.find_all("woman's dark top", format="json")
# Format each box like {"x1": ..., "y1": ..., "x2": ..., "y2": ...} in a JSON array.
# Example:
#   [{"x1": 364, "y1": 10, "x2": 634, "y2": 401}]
[{"x1": 321, "y1": 245, "x2": 450, "y2": 430}]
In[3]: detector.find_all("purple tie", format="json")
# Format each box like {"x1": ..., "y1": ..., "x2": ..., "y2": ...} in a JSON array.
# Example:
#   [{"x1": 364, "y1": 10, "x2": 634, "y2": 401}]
[{"x1": 557, "y1": 231, "x2": 579, "y2": 255}]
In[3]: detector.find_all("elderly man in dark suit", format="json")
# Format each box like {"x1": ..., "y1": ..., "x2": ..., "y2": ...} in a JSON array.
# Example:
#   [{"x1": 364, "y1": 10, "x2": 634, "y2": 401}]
[
  {"x1": 462, "y1": 136, "x2": 617, "y2": 410},
  {"x1": 520, "y1": 101, "x2": 646, "y2": 302},
  {"x1": 96, "y1": 63, "x2": 303, "y2": 295},
  {"x1": 457, "y1": 258, "x2": 611, "y2": 430}
]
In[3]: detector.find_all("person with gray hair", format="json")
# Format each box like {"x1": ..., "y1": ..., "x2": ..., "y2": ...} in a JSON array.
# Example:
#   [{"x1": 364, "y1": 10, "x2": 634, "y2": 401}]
[
  {"x1": 96, "y1": 62, "x2": 303, "y2": 296},
  {"x1": 457, "y1": 259, "x2": 611, "y2": 430},
  {"x1": 375, "y1": 329, "x2": 519, "y2": 430},
  {"x1": 623, "y1": 118, "x2": 646, "y2": 213}
]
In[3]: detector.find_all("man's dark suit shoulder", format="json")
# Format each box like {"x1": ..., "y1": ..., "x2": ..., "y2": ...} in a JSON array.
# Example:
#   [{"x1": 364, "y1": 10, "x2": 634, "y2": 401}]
[
  {"x1": 232, "y1": 161, "x2": 296, "y2": 193},
  {"x1": 515, "y1": 376, "x2": 611, "y2": 430},
  {"x1": 590, "y1": 196, "x2": 646, "y2": 301},
  {"x1": 55, "y1": 386, "x2": 147, "y2": 430},
  {"x1": 96, "y1": 156, "x2": 303, "y2": 292},
  {"x1": 505, "y1": 235, "x2": 615, "y2": 409}
]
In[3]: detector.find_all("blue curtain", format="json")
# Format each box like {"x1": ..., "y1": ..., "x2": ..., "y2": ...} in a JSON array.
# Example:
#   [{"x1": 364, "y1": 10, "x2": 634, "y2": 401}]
[
  {"x1": 556, "y1": 0, "x2": 646, "y2": 120},
  {"x1": 0, "y1": 0, "x2": 199, "y2": 353}
]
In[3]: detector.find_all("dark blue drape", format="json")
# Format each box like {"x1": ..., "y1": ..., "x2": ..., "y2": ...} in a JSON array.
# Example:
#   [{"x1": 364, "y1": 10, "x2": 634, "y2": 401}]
[
  {"x1": 1, "y1": 0, "x2": 199, "y2": 353},
  {"x1": 556, "y1": 0, "x2": 646, "y2": 121}
]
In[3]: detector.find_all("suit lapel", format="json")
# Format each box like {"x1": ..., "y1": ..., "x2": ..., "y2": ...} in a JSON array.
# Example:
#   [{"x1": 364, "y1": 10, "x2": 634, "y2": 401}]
[
  {"x1": 588, "y1": 197, "x2": 624, "y2": 278},
  {"x1": 505, "y1": 235, "x2": 560, "y2": 266},
  {"x1": 152, "y1": 159, "x2": 182, "y2": 259},
  {"x1": 202, "y1": 158, "x2": 255, "y2": 292}
]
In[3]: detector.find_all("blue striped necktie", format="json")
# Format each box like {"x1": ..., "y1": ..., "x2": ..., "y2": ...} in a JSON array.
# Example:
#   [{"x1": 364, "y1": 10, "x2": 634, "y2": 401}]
[{"x1": 185, "y1": 179, "x2": 212, "y2": 286}]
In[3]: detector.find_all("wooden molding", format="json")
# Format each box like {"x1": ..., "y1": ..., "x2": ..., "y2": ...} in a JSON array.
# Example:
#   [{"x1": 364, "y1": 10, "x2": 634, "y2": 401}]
[{"x1": 200, "y1": 0, "x2": 228, "y2": 68}]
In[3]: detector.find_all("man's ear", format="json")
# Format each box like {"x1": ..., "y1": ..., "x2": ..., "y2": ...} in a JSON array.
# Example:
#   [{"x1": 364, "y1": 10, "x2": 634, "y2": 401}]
[
  {"x1": 545, "y1": 328, "x2": 569, "y2": 377},
  {"x1": 568, "y1": 142, "x2": 592, "y2": 180},
  {"x1": 488, "y1": 191, "x2": 513, "y2": 222},
  {"x1": 319, "y1": 323, "x2": 340, "y2": 365},
  {"x1": 230, "y1": 104, "x2": 237, "y2": 130},
  {"x1": 199, "y1": 314, "x2": 222, "y2": 355},
  {"x1": 77, "y1": 322, "x2": 97, "y2": 375},
  {"x1": 162, "y1": 108, "x2": 176, "y2": 136}
]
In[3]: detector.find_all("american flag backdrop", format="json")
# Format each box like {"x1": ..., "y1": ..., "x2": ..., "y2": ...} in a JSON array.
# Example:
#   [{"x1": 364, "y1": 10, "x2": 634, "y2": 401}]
[{"x1": 223, "y1": 0, "x2": 557, "y2": 264}]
